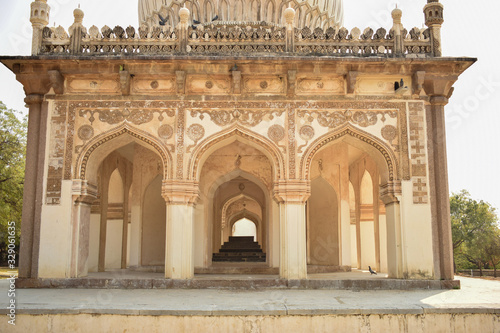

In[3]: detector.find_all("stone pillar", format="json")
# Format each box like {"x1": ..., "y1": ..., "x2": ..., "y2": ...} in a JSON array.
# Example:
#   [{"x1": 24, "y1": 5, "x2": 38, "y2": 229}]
[
  {"x1": 18, "y1": 94, "x2": 46, "y2": 279},
  {"x1": 380, "y1": 181, "x2": 403, "y2": 279},
  {"x1": 178, "y1": 6, "x2": 190, "y2": 53},
  {"x1": 424, "y1": 0, "x2": 444, "y2": 57},
  {"x1": 338, "y1": 144, "x2": 351, "y2": 267},
  {"x1": 162, "y1": 180, "x2": 199, "y2": 279},
  {"x1": 426, "y1": 96, "x2": 454, "y2": 280},
  {"x1": 274, "y1": 180, "x2": 310, "y2": 280},
  {"x1": 70, "y1": 181, "x2": 97, "y2": 277},
  {"x1": 30, "y1": 0, "x2": 50, "y2": 55},
  {"x1": 284, "y1": 6, "x2": 295, "y2": 53},
  {"x1": 424, "y1": 75, "x2": 457, "y2": 280}
]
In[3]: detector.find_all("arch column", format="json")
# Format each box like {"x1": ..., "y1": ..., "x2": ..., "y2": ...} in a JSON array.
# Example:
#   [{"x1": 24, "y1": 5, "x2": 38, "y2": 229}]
[
  {"x1": 70, "y1": 180, "x2": 97, "y2": 277},
  {"x1": 380, "y1": 181, "x2": 402, "y2": 279},
  {"x1": 162, "y1": 180, "x2": 199, "y2": 279},
  {"x1": 274, "y1": 180, "x2": 310, "y2": 280}
]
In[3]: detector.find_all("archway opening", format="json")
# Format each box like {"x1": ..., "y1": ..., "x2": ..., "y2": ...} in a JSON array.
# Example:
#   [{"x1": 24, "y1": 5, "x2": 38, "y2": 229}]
[
  {"x1": 307, "y1": 138, "x2": 389, "y2": 274},
  {"x1": 87, "y1": 139, "x2": 166, "y2": 273},
  {"x1": 232, "y1": 218, "x2": 257, "y2": 241}
]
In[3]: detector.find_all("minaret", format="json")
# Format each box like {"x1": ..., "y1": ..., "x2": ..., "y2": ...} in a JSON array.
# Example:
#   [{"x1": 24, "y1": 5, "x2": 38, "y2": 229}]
[
  {"x1": 424, "y1": 0, "x2": 444, "y2": 57},
  {"x1": 30, "y1": 0, "x2": 50, "y2": 55}
]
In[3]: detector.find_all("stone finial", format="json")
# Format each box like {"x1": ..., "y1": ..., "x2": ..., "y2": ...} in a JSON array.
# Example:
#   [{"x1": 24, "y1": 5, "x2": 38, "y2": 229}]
[
  {"x1": 284, "y1": 6, "x2": 296, "y2": 25},
  {"x1": 73, "y1": 7, "x2": 84, "y2": 24},
  {"x1": 392, "y1": 7, "x2": 402, "y2": 25},
  {"x1": 179, "y1": 6, "x2": 190, "y2": 24}
]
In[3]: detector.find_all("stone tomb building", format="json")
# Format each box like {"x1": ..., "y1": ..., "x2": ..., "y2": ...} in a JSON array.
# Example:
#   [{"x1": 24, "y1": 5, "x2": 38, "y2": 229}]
[{"x1": 1, "y1": 0, "x2": 474, "y2": 283}]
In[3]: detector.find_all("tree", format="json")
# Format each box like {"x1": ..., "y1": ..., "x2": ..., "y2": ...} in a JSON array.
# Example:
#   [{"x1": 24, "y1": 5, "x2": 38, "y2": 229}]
[
  {"x1": 484, "y1": 229, "x2": 500, "y2": 277},
  {"x1": 450, "y1": 190, "x2": 499, "y2": 275},
  {"x1": 0, "y1": 102, "x2": 27, "y2": 266}
]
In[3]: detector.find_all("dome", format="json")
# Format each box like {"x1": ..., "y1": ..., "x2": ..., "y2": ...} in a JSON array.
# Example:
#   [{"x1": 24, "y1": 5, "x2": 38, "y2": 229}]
[{"x1": 139, "y1": 0, "x2": 343, "y2": 29}]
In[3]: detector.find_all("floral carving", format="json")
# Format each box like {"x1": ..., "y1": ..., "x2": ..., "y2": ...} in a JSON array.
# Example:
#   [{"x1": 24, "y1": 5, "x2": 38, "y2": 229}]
[
  {"x1": 78, "y1": 125, "x2": 94, "y2": 141},
  {"x1": 298, "y1": 125, "x2": 315, "y2": 153},
  {"x1": 381, "y1": 125, "x2": 397, "y2": 142},
  {"x1": 298, "y1": 109, "x2": 397, "y2": 129},
  {"x1": 268, "y1": 125, "x2": 285, "y2": 142},
  {"x1": 186, "y1": 124, "x2": 205, "y2": 153},
  {"x1": 158, "y1": 124, "x2": 174, "y2": 140},
  {"x1": 190, "y1": 109, "x2": 284, "y2": 127},
  {"x1": 79, "y1": 108, "x2": 175, "y2": 125}
]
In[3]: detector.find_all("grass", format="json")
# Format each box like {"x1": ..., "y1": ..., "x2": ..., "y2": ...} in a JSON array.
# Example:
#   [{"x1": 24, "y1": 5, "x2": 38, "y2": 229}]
[{"x1": 0, "y1": 267, "x2": 18, "y2": 279}]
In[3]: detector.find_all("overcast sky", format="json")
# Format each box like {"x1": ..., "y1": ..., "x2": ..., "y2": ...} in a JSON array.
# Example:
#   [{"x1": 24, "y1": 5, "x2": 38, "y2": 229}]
[{"x1": 0, "y1": 0, "x2": 498, "y2": 211}]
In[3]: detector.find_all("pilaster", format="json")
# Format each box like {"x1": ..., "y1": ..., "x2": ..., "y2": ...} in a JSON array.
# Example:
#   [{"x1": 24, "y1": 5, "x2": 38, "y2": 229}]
[
  {"x1": 274, "y1": 180, "x2": 310, "y2": 280},
  {"x1": 162, "y1": 180, "x2": 199, "y2": 279}
]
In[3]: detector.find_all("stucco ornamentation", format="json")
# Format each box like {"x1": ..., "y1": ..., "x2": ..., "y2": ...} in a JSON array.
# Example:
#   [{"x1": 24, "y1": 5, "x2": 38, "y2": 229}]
[
  {"x1": 79, "y1": 108, "x2": 174, "y2": 126},
  {"x1": 190, "y1": 109, "x2": 284, "y2": 127},
  {"x1": 381, "y1": 125, "x2": 397, "y2": 142},
  {"x1": 77, "y1": 125, "x2": 94, "y2": 141},
  {"x1": 158, "y1": 124, "x2": 174, "y2": 140},
  {"x1": 298, "y1": 125, "x2": 315, "y2": 153},
  {"x1": 268, "y1": 124, "x2": 285, "y2": 143},
  {"x1": 186, "y1": 124, "x2": 205, "y2": 153},
  {"x1": 298, "y1": 109, "x2": 397, "y2": 129}
]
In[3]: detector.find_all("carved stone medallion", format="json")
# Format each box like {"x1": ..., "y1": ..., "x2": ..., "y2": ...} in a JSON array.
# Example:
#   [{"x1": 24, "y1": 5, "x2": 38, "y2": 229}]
[
  {"x1": 381, "y1": 125, "x2": 397, "y2": 141},
  {"x1": 299, "y1": 125, "x2": 315, "y2": 141},
  {"x1": 187, "y1": 124, "x2": 205, "y2": 142},
  {"x1": 268, "y1": 124, "x2": 285, "y2": 143},
  {"x1": 158, "y1": 124, "x2": 174, "y2": 140},
  {"x1": 77, "y1": 125, "x2": 94, "y2": 141}
]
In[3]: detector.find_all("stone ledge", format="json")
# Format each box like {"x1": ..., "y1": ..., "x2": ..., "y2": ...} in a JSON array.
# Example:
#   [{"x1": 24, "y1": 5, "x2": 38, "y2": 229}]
[{"x1": 15, "y1": 277, "x2": 460, "y2": 290}]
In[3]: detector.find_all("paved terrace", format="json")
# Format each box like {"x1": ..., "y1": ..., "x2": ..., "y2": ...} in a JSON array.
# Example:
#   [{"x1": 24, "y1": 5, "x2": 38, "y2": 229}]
[{"x1": 1, "y1": 275, "x2": 498, "y2": 316}]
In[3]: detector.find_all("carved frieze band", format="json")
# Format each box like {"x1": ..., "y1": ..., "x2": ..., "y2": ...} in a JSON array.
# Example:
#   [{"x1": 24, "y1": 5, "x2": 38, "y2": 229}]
[
  {"x1": 190, "y1": 109, "x2": 284, "y2": 127},
  {"x1": 79, "y1": 108, "x2": 175, "y2": 126},
  {"x1": 288, "y1": 108, "x2": 297, "y2": 179},
  {"x1": 46, "y1": 101, "x2": 69, "y2": 204},
  {"x1": 298, "y1": 109, "x2": 397, "y2": 129}
]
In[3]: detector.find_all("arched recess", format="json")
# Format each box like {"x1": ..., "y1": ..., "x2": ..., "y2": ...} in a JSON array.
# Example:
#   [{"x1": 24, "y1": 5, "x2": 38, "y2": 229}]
[
  {"x1": 264, "y1": 0, "x2": 276, "y2": 22},
  {"x1": 77, "y1": 125, "x2": 171, "y2": 273},
  {"x1": 300, "y1": 124, "x2": 398, "y2": 183},
  {"x1": 188, "y1": 125, "x2": 284, "y2": 182},
  {"x1": 307, "y1": 176, "x2": 339, "y2": 267},
  {"x1": 76, "y1": 125, "x2": 172, "y2": 184}
]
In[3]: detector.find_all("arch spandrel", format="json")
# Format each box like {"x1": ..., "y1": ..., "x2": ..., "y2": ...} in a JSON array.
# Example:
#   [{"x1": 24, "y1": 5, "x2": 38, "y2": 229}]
[
  {"x1": 188, "y1": 125, "x2": 285, "y2": 183},
  {"x1": 76, "y1": 124, "x2": 173, "y2": 183},
  {"x1": 300, "y1": 124, "x2": 398, "y2": 183}
]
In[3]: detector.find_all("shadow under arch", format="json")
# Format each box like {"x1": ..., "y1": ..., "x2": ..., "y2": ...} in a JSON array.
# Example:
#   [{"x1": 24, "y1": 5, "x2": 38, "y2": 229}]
[
  {"x1": 76, "y1": 124, "x2": 173, "y2": 183},
  {"x1": 300, "y1": 124, "x2": 399, "y2": 183},
  {"x1": 188, "y1": 125, "x2": 285, "y2": 182}
]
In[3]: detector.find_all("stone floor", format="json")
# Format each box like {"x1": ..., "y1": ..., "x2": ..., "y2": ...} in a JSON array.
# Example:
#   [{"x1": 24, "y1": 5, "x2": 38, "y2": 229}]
[{"x1": 0, "y1": 275, "x2": 498, "y2": 316}]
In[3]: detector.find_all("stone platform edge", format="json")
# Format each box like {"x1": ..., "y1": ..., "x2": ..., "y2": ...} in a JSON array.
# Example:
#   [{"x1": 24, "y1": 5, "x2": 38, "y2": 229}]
[{"x1": 14, "y1": 277, "x2": 460, "y2": 290}]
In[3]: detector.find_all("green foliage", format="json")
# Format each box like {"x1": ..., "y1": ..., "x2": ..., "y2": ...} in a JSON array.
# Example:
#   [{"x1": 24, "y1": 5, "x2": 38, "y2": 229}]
[
  {"x1": 450, "y1": 190, "x2": 500, "y2": 275},
  {"x1": 0, "y1": 101, "x2": 27, "y2": 264}
]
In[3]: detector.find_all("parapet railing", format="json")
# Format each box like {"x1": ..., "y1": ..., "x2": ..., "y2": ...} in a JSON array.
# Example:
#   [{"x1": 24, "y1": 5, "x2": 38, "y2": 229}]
[
  {"x1": 34, "y1": 4, "x2": 436, "y2": 58},
  {"x1": 38, "y1": 23, "x2": 431, "y2": 57}
]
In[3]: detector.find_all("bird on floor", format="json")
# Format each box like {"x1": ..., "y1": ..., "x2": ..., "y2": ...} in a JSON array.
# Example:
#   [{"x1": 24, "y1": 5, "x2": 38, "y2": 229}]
[
  {"x1": 369, "y1": 266, "x2": 377, "y2": 275},
  {"x1": 158, "y1": 13, "x2": 169, "y2": 26}
]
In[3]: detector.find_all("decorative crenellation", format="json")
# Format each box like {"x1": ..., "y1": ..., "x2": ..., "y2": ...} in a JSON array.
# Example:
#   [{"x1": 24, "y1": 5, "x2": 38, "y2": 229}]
[
  {"x1": 408, "y1": 102, "x2": 428, "y2": 204},
  {"x1": 46, "y1": 101, "x2": 68, "y2": 204}
]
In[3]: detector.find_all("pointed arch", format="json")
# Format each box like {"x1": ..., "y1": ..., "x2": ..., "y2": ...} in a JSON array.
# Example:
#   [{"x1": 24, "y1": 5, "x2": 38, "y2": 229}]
[
  {"x1": 188, "y1": 125, "x2": 285, "y2": 181},
  {"x1": 76, "y1": 124, "x2": 173, "y2": 183},
  {"x1": 300, "y1": 124, "x2": 398, "y2": 182}
]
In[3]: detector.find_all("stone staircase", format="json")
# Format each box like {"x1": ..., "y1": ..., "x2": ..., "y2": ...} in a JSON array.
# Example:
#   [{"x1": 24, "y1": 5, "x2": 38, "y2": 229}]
[{"x1": 212, "y1": 236, "x2": 266, "y2": 262}]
